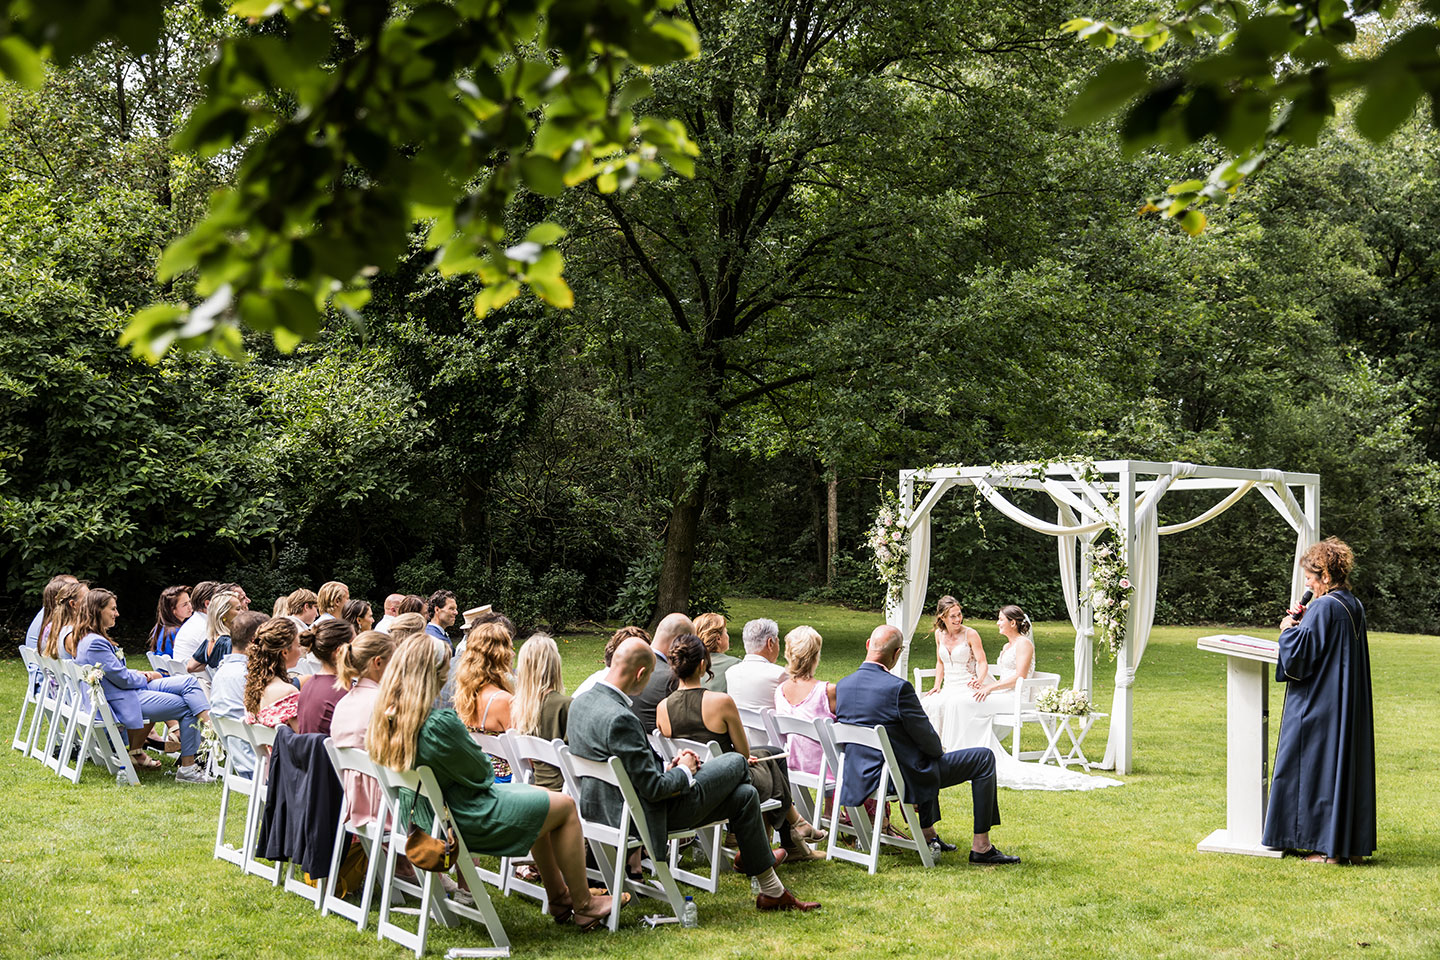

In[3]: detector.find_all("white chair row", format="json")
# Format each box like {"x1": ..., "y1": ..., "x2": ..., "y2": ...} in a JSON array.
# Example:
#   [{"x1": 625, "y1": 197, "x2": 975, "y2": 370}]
[
  {"x1": 913, "y1": 665, "x2": 1062, "y2": 760},
  {"x1": 13, "y1": 647, "x2": 139, "y2": 785}
]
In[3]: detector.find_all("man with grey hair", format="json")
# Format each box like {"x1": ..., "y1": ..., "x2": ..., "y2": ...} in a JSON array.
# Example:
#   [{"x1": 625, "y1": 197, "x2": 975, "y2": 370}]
[
  {"x1": 629, "y1": 612, "x2": 694, "y2": 733},
  {"x1": 725, "y1": 617, "x2": 789, "y2": 715}
]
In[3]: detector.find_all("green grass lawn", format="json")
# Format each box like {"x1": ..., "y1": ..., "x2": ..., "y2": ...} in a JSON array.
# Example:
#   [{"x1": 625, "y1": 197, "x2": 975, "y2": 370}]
[{"x1": 3, "y1": 598, "x2": 1436, "y2": 959}]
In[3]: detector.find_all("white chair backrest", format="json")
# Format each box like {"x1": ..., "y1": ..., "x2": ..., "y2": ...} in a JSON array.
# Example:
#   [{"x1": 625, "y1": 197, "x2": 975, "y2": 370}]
[
  {"x1": 667, "y1": 735, "x2": 722, "y2": 761},
  {"x1": 736, "y1": 706, "x2": 770, "y2": 746},
  {"x1": 1017, "y1": 672, "x2": 1062, "y2": 706},
  {"x1": 19, "y1": 646, "x2": 41, "y2": 672},
  {"x1": 649, "y1": 729, "x2": 674, "y2": 760},
  {"x1": 506, "y1": 732, "x2": 563, "y2": 789}
]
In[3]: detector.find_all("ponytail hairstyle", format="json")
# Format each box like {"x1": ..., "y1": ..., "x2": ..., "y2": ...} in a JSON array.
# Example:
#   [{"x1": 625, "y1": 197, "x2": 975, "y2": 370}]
[
  {"x1": 386, "y1": 612, "x2": 427, "y2": 640},
  {"x1": 341, "y1": 599, "x2": 372, "y2": 632},
  {"x1": 933, "y1": 595, "x2": 963, "y2": 634},
  {"x1": 150, "y1": 584, "x2": 191, "y2": 652},
  {"x1": 511, "y1": 634, "x2": 564, "y2": 736},
  {"x1": 303, "y1": 617, "x2": 356, "y2": 670},
  {"x1": 244, "y1": 617, "x2": 299, "y2": 715},
  {"x1": 71, "y1": 587, "x2": 117, "y2": 657},
  {"x1": 453, "y1": 622, "x2": 515, "y2": 725},
  {"x1": 38, "y1": 575, "x2": 77, "y2": 656},
  {"x1": 368, "y1": 634, "x2": 450, "y2": 771},
  {"x1": 667, "y1": 633, "x2": 711, "y2": 689},
  {"x1": 334, "y1": 629, "x2": 397, "y2": 688},
  {"x1": 207, "y1": 593, "x2": 241, "y2": 646},
  {"x1": 44, "y1": 580, "x2": 89, "y2": 658},
  {"x1": 999, "y1": 604, "x2": 1032, "y2": 639},
  {"x1": 317, "y1": 580, "x2": 349, "y2": 618}
]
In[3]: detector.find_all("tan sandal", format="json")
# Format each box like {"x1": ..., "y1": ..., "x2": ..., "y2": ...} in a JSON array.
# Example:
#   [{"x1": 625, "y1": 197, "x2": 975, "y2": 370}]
[{"x1": 129, "y1": 749, "x2": 162, "y2": 770}]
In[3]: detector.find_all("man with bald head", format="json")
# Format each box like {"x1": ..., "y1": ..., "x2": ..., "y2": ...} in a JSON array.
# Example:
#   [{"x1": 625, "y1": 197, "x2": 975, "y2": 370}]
[
  {"x1": 835, "y1": 624, "x2": 1018, "y2": 864},
  {"x1": 569, "y1": 639, "x2": 820, "y2": 912},
  {"x1": 375, "y1": 593, "x2": 404, "y2": 633},
  {"x1": 628, "y1": 611, "x2": 694, "y2": 733}
]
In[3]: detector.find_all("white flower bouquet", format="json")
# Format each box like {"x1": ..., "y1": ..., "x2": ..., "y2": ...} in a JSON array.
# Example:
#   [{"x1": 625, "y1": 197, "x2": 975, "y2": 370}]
[{"x1": 1036, "y1": 687, "x2": 1092, "y2": 716}]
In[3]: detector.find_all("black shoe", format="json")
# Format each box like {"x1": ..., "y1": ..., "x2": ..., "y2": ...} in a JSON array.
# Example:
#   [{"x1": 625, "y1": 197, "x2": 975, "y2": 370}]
[
  {"x1": 969, "y1": 845, "x2": 1020, "y2": 865},
  {"x1": 927, "y1": 836, "x2": 957, "y2": 856}
]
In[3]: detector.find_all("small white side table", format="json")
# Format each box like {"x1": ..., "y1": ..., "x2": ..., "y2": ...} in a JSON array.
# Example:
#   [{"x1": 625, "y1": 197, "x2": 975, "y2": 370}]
[{"x1": 1035, "y1": 711, "x2": 1107, "y2": 770}]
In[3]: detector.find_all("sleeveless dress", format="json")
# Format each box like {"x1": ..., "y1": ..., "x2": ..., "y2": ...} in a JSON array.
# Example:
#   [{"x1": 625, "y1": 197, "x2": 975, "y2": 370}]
[
  {"x1": 933, "y1": 637, "x2": 1123, "y2": 792},
  {"x1": 773, "y1": 680, "x2": 835, "y2": 777},
  {"x1": 469, "y1": 691, "x2": 512, "y2": 782},
  {"x1": 921, "y1": 633, "x2": 985, "y2": 748},
  {"x1": 664, "y1": 687, "x2": 794, "y2": 816}
]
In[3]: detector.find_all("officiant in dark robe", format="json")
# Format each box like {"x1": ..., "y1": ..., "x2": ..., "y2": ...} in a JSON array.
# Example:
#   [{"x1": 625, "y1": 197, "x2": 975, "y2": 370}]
[{"x1": 1263, "y1": 538, "x2": 1376, "y2": 862}]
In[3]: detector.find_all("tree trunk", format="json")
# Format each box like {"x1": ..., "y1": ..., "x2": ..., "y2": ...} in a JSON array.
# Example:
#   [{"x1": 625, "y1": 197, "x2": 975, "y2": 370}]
[
  {"x1": 827, "y1": 475, "x2": 838, "y2": 586},
  {"x1": 652, "y1": 471, "x2": 708, "y2": 628}
]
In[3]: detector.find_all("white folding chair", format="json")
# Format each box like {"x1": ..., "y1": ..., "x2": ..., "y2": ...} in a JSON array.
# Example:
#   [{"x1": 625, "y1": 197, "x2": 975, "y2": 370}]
[
  {"x1": 992, "y1": 672, "x2": 1062, "y2": 760},
  {"x1": 243, "y1": 723, "x2": 281, "y2": 883},
  {"x1": 43, "y1": 659, "x2": 81, "y2": 775},
  {"x1": 209, "y1": 715, "x2": 256, "y2": 868},
  {"x1": 912, "y1": 667, "x2": 939, "y2": 694},
  {"x1": 735, "y1": 706, "x2": 771, "y2": 748},
  {"x1": 149, "y1": 654, "x2": 189, "y2": 676},
  {"x1": 12, "y1": 647, "x2": 43, "y2": 753},
  {"x1": 826, "y1": 721, "x2": 934, "y2": 874},
  {"x1": 29, "y1": 654, "x2": 65, "y2": 764},
  {"x1": 371, "y1": 763, "x2": 510, "y2": 958},
  {"x1": 467, "y1": 731, "x2": 524, "y2": 896},
  {"x1": 487, "y1": 732, "x2": 549, "y2": 908},
  {"x1": 656, "y1": 735, "x2": 737, "y2": 894},
  {"x1": 764, "y1": 709, "x2": 835, "y2": 825},
  {"x1": 53, "y1": 660, "x2": 139, "y2": 785},
  {"x1": 556, "y1": 746, "x2": 698, "y2": 932}
]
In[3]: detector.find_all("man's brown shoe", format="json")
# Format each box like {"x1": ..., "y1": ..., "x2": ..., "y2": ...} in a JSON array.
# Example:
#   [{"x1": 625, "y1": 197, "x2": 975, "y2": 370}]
[{"x1": 732, "y1": 847, "x2": 787, "y2": 873}]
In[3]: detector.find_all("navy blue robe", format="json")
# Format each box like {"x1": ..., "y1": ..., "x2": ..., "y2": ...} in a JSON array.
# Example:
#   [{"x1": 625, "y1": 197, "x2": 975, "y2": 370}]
[{"x1": 1263, "y1": 589, "x2": 1376, "y2": 858}]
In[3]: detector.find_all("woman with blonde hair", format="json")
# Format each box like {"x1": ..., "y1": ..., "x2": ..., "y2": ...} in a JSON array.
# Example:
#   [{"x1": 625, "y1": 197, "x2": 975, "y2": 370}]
[
  {"x1": 191, "y1": 592, "x2": 241, "y2": 674},
  {"x1": 454, "y1": 621, "x2": 516, "y2": 780},
  {"x1": 385, "y1": 611, "x2": 427, "y2": 640},
  {"x1": 510, "y1": 634, "x2": 570, "y2": 792},
  {"x1": 774, "y1": 625, "x2": 837, "y2": 777},
  {"x1": 694, "y1": 612, "x2": 739, "y2": 691},
  {"x1": 316, "y1": 581, "x2": 350, "y2": 622},
  {"x1": 369, "y1": 635, "x2": 616, "y2": 928},
  {"x1": 244, "y1": 617, "x2": 303, "y2": 729},
  {"x1": 330, "y1": 629, "x2": 398, "y2": 830}
]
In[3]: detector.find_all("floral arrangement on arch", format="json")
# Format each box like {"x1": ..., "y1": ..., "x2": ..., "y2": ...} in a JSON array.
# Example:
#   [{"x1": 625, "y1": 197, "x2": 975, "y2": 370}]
[
  {"x1": 1036, "y1": 687, "x2": 1092, "y2": 716},
  {"x1": 868, "y1": 488, "x2": 912, "y2": 605},
  {"x1": 1084, "y1": 537, "x2": 1131, "y2": 660}
]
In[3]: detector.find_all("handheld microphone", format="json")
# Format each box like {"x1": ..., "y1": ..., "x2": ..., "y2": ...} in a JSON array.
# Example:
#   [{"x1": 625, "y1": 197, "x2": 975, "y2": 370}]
[{"x1": 1286, "y1": 589, "x2": 1313, "y2": 620}]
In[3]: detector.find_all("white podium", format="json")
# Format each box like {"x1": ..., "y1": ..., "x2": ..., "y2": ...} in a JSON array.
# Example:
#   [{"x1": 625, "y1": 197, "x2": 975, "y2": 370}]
[{"x1": 1196, "y1": 634, "x2": 1284, "y2": 857}]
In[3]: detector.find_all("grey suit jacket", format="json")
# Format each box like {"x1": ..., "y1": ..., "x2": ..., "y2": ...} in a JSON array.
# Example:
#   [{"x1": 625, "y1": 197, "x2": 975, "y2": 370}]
[{"x1": 568, "y1": 683, "x2": 691, "y2": 853}]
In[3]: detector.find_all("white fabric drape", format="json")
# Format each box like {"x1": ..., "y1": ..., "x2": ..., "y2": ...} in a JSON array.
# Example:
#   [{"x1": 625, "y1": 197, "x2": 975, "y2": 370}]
[
  {"x1": 1054, "y1": 501, "x2": 1094, "y2": 695},
  {"x1": 887, "y1": 508, "x2": 932, "y2": 679}
]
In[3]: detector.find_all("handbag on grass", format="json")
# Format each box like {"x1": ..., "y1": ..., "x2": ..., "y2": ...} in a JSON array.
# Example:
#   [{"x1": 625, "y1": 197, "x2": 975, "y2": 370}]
[{"x1": 404, "y1": 788, "x2": 458, "y2": 871}]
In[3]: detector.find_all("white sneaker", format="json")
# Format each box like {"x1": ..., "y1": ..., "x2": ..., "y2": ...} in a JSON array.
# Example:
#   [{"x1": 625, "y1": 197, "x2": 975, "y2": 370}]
[{"x1": 175, "y1": 763, "x2": 215, "y2": 784}]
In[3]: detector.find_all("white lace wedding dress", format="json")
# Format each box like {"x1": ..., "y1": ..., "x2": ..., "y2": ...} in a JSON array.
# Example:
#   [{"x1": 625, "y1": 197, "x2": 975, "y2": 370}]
[{"x1": 925, "y1": 637, "x2": 1122, "y2": 792}]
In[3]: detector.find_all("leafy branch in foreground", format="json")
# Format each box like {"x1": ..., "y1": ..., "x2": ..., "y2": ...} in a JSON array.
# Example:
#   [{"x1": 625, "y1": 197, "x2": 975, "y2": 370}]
[
  {"x1": 1, "y1": 0, "x2": 698, "y2": 358},
  {"x1": 1062, "y1": 0, "x2": 1440, "y2": 234}
]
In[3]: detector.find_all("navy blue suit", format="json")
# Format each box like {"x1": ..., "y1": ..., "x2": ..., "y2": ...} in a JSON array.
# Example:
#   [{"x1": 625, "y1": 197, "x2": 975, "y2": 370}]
[{"x1": 836, "y1": 660, "x2": 1000, "y2": 833}]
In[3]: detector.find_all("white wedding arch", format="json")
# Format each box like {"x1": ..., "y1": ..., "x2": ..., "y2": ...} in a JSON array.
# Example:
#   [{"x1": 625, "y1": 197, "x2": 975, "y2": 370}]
[{"x1": 883, "y1": 460, "x2": 1319, "y2": 775}]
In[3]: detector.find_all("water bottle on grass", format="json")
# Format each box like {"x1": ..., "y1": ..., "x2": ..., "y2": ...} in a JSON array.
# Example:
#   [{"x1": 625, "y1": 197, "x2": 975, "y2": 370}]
[{"x1": 680, "y1": 895, "x2": 698, "y2": 928}]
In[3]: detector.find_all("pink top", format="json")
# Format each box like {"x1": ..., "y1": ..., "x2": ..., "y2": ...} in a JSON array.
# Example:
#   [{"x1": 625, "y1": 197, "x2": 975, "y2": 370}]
[
  {"x1": 774, "y1": 679, "x2": 835, "y2": 777},
  {"x1": 330, "y1": 678, "x2": 384, "y2": 830},
  {"x1": 249, "y1": 690, "x2": 300, "y2": 728}
]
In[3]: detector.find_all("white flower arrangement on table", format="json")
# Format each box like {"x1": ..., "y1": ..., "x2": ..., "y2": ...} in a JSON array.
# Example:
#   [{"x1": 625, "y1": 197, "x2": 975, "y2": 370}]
[
  {"x1": 1083, "y1": 536, "x2": 1132, "y2": 661},
  {"x1": 1036, "y1": 687, "x2": 1092, "y2": 716},
  {"x1": 868, "y1": 487, "x2": 913, "y2": 605}
]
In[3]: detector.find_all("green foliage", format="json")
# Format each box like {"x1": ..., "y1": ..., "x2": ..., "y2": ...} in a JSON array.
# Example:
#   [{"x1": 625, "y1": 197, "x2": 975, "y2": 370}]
[{"x1": 610, "y1": 547, "x2": 727, "y2": 625}]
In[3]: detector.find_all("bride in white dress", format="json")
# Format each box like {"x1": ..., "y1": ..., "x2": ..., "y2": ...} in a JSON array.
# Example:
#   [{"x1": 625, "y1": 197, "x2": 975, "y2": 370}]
[
  {"x1": 932, "y1": 603, "x2": 1121, "y2": 792},
  {"x1": 921, "y1": 596, "x2": 990, "y2": 746}
]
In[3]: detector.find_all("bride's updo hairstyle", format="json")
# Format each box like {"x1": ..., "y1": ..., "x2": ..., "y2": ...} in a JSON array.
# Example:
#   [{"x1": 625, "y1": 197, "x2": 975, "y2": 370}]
[
  {"x1": 999, "y1": 604, "x2": 1032, "y2": 638},
  {"x1": 933, "y1": 595, "x2": 962, "y2": 633},
  {"x1": 667, "y1": 634, "x2": 711, "y2": 689}
]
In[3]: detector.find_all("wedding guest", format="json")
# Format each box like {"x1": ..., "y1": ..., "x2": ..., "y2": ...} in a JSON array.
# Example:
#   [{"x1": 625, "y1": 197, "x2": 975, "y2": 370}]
[
  {"x1": 570, "y1": 639, "x2": 820, "y2": 912},
  {"x1": 386, "y1": 612, "x2": 427, "y2": 642},
  {"x1": 40, "y1": 578, "x2": 86, "y2": 659},
  {"x1": 211, "y1": 611, "x2": 269, "y2": 776},
  {"x1": 573, "y1": 625, "x2": 649, "y2": 699},
  {"x1": 375, "y1": 594, "x2": 404, "y2": 633},
  {"x1": 245, "y1": 618, "x2": 303, "y2": 729},
  {"x1": 1265, "y1": 538, "x2": 1376, "y2": 864},
  {"x1": 836, "y1": 625, "x2": 1017, "y2": 863},
  {"x1": 330, "y1": 629, "x2": 398, "y2": 829},
  {"x1": 315, "y1": 581, "x2": 349, "y2": 624},
  {"x1": 369, "y1": 636, "x2": 616, "y2": 928},
  {"x1": 296, "y1": 619, "x2": 358, "y2": 736},
  {"x1": 396, "y1": 594, "x2": 425, "y2": 616},
  {"x1": 26, "y1": 574, "x2": 76, "y2": 692},
  {"x1": 147, "y1": 584, "x2": 191, "y2": 657},
  {"x1": 657, "y1": 634, "x2": 823, "y2": 856},
  {"x1": 510, "y1": 634, "x2": 571, "y2": 792},
  {"x1": 342, "y1": 599, "x2": 374, "y2": 634},
  {"x1": 454, "y1": 622, "x2": 516, "y2": 780},
  {"x1": 191, "y1": 592, "x2": 242, "y2": 674},
  {"x1": 73, "y1": 589, "x2": 214, "y2": 782},
  {"x1": 173, "y1": 581, "x2": 220, "y2": 664},
  {"x1": 695, "y1": 612, "x2": 739, "y2": 692},
  {"x1": 284, "y1": 588, "x2": 320, "y2": 630},
  {"x1": 426, "y1": 589, "x2": 458, "y2": 651},
  {"x1": 629, "y1": 613, "x2": 692, "y2": 734},
  {"x1": 774, "y1": 625, "x2": 837, "y2": 777},
  {"x1": 454, "y1": 610, "x2": 516, "y2": 658},
  {"x1": 271, "y1": 596, "x2": 288, "y2": 617},
  {"x1": 725, "y1": 618, "x2": 788, "y2": 715},
  {"x1": 216, "y1": 582, "x2": 251, "y2": 611}
]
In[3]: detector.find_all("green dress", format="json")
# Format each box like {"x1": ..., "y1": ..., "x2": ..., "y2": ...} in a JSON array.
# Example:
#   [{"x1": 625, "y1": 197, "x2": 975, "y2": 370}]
[{"x1": 400, "y1": 708, "x2": 550, "y2": 857}]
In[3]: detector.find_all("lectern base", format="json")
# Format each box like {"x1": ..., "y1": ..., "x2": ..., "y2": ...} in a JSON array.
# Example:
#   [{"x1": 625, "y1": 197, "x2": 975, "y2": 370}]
[{"x1": 1197, "y1": 829, "x2": 1283, "y2": 858}]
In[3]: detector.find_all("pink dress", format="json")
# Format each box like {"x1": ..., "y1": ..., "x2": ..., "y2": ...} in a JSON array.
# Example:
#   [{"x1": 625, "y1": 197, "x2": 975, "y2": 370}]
[
  {"x1": 773, "y1": 680, "x2": 835, "y2": 777},
  {"x1": 249, "y1": 690, "x2": 300, "y2": 728},
  {"x1": 330, "y1": 678, "x2": 384, "y2": 829}
]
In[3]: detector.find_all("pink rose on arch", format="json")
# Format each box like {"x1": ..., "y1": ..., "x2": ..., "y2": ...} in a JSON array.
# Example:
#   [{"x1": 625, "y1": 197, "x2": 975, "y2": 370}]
[{"x1": 1118, "y1": 578, "x2": 1131, "y2": 589}]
